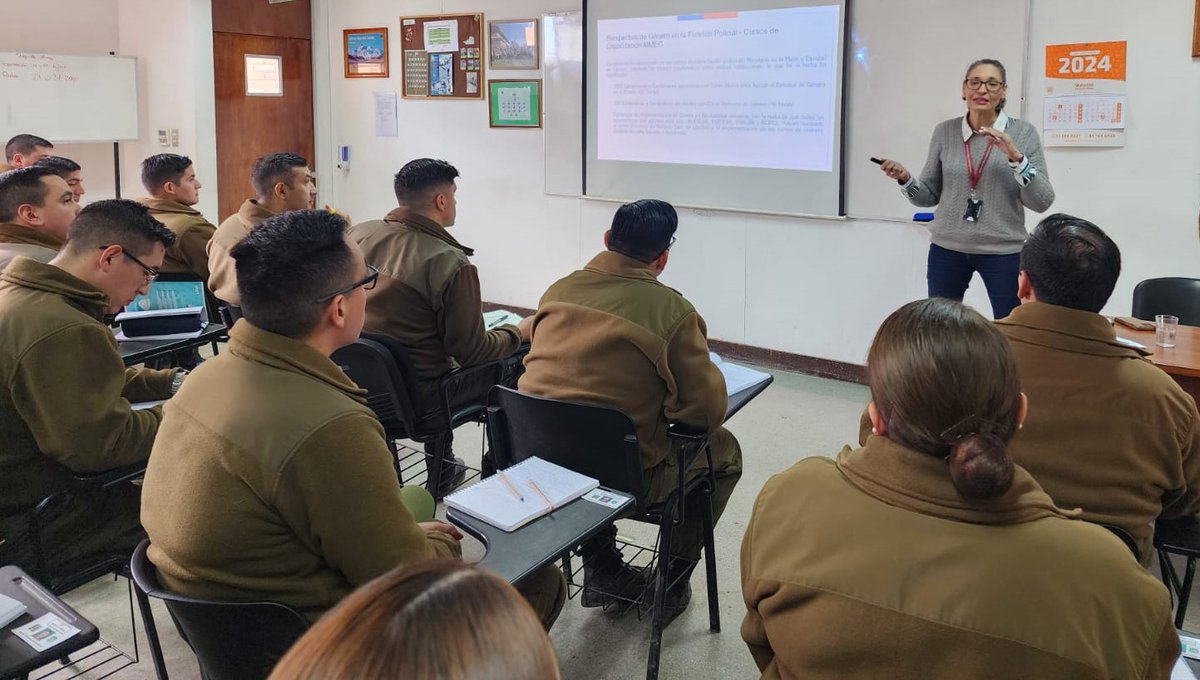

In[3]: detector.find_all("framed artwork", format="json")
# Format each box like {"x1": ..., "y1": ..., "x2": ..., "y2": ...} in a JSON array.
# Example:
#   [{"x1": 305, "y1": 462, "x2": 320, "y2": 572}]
[
  {"x1": 344, "y1": 27, "x2": 389, "y2": 78},
  {"x1": 1194, "y1": 0, "x2": 1199, "y2": 57},
  {"x1": 400, "y1": 13, "x2": 485, "y2": 99},
  {"x1": 488, "y1": 79, "x2": 542, "y2": 128},
  {"x1": 488, "y1": 19, "x2": 539, "y2": 70}
]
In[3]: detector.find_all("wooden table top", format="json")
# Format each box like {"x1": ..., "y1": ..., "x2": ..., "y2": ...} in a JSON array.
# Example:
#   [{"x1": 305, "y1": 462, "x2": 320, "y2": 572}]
[{"x1": 1117, "y1": 324, "x2": 1200, "y2": 379}]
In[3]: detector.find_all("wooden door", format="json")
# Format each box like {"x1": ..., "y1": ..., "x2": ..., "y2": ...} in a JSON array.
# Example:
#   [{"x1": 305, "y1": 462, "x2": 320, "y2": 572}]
[{"x1": 212, "y1": 0, "x2": 313, "y2": 222}]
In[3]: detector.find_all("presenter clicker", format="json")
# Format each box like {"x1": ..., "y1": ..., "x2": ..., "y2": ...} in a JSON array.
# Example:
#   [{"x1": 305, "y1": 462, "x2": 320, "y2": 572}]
[{"x1": 876, "y1": 58, "x2": 1055, "y2": 319}]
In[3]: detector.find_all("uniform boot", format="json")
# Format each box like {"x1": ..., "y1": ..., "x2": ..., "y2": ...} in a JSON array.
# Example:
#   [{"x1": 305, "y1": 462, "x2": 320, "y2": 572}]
[{"x1": 580, "y1": 525, "x2": 647, "y2": 608}]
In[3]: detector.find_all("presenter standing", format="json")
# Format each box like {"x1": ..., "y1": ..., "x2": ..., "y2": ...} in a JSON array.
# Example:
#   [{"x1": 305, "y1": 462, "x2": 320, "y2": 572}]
[{"x1": 877, "y1": 59, "x2": 1054, "y2": 319}]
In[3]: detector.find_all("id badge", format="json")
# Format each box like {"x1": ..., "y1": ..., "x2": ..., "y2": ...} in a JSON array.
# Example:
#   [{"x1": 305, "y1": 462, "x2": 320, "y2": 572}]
[{"x1": 963, "y1": 197, "x2": 983, "y2": 222}]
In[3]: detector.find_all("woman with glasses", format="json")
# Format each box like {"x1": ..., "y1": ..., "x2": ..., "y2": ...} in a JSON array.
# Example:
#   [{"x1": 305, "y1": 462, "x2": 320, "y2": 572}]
[
  {"x1": 740, "y1": 298, "x2": 1177, "y2": 679},
  {"x1": 876, "y1": 58, "x2": 1054, "y2": 320}
]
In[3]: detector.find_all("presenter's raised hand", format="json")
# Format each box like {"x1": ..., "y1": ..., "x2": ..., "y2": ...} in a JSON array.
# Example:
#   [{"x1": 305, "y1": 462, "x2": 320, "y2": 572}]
[
  {"x1": 879, "y1": 159, "x2": 911, "y2": 184},
  {"x1": 976, "y1": 127, "x2": 1023, "y2": 162}
]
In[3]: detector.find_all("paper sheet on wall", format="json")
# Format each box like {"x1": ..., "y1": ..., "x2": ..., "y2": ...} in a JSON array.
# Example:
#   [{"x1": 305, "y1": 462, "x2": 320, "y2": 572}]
[
  {"x1": 424, "y1": 20, "x2": 459, "y2": 53},
  {"x1": 373, "y1": 91, "x2": 398, "y2": 137},
  {"x1": 496, "y1": 86, "x2": 531, "y2": 121}
]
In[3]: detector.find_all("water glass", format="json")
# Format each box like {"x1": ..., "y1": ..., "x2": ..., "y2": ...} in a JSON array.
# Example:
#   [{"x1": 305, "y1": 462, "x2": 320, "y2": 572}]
[{"x1": 1156, "y1": 314, "x2": 1179, "y2": 348}]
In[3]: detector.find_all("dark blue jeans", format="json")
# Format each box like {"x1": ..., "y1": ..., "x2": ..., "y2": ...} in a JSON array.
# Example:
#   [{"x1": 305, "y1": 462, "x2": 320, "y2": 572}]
[{"x1": 927, "y1": 243, "x2": 1021, "y2": 319}]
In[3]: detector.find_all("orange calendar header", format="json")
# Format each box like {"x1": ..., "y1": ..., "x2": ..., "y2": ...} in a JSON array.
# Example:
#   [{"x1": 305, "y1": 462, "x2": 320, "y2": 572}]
[{"x1": 1045, "y1": 41, "x2": 1126, "y2": 80}]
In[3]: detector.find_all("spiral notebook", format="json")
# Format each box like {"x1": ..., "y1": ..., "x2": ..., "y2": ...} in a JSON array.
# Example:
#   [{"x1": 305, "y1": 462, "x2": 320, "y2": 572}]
[{"x1": 445, "y1": 457, "x2": 599, "y2": 532}]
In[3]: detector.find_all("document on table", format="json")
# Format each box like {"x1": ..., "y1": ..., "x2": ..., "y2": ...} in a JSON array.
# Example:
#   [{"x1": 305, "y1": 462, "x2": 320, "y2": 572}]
[
  {"x1": 484, "y1": 309, "x2": 524, "y2": 330},
  {"x1": 1173, "y1": 657, "x2": 1197, "y2": 680},
  {"x1": 709, "y1": 352, "x2": 771, "y2": 396},
  {"x1": 445, "y1": 456, "x2": 599, "y2": 532}
]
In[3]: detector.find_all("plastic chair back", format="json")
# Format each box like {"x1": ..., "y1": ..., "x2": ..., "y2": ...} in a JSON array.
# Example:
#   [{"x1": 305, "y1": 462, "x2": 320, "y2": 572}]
[
  {"x1": 1132, "y1": 277, "x2": 1200, "y2": 326},
  {"x1": 130, "y1": 540, "x2": 308, "y2": 680},
  {"x1": 487, "y1": 386, "x2": 647, "y2": 504},
  {"x1": 330, "y1": 333, "x2": 421, "y2": 438}
]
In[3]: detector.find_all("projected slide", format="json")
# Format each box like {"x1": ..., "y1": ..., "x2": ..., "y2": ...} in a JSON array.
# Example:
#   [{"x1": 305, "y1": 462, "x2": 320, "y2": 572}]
[{"x1": 596, "y1": 6, "x2": 840, "y2": 172}]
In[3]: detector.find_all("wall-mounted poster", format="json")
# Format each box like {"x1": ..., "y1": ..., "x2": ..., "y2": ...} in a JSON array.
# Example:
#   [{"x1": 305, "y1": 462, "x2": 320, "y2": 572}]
[
  {"x1": 489, "y1": 19, "x2": 539, "y2": 70},
  {"x1": 344, "y1": 27, "x2": 389, "y2": 78},
  {"x1": 488, "y1": 79, "x2": 542, "y2": 128},
  {"x1": 400, "y1": 13, "x2": 485, "y2": 99}
]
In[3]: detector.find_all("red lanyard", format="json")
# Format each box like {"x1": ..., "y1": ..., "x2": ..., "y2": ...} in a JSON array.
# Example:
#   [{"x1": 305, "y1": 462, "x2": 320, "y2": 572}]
[{"x1": 963, "y1": 139, "x2": 995, "y2": 191}]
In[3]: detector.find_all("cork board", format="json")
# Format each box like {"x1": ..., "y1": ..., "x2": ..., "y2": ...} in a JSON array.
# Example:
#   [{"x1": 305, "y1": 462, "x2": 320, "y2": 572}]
[{"x1": 399, "y1": 13, "x2": 485, "y2": 99}]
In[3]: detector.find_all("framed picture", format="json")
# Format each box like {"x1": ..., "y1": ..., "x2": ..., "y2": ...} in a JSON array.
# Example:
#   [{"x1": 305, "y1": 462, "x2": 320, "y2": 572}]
[
  {"x1": 488, "y1": 19, "x2": 539, "y2": 70},
  {"x1": 344, "y1": 27, "x2": 389, "y2": 78},
  {"x1": 1194, "y1": 0, "x2": 1199, "y2": 58},
  {"x1": 488, "y1": 79, "x2": 542, "y2": 128}
]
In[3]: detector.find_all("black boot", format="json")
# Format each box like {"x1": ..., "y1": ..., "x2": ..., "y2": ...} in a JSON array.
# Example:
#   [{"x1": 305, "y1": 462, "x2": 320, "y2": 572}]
[{"x1": 580, "y1": 526, "x2": 647, "y2": 608}]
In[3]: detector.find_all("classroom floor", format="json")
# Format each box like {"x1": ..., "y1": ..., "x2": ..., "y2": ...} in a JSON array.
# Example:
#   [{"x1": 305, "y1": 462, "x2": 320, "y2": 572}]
[{"x1": 47, "y1": 365, "x2": 1200, "y2": 679}]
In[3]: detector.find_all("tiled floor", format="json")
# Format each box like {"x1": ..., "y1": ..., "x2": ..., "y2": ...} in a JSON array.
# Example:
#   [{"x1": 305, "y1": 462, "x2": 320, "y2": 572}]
[{"x1": 34, "y1": 365, "x2": 1200, "y2": 679}]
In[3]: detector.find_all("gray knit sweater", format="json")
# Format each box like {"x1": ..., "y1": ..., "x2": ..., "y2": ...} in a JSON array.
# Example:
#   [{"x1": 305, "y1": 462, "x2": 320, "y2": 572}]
[{"x1": 903, "y1": 115, "x2": 1055, "y2": 255}]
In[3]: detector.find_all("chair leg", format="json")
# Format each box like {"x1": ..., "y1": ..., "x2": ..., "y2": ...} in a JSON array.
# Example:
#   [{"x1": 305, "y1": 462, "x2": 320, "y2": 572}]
[
  {"x1": 425, "y1": 433, "x2": 449, "y2": 501},
  {"x1": 1177, "y1": 557, "x2": 1198, "y2": 630},
  {"x1": 134, "y1": 586, "x2": 170, "y2": 679},
  {"x1": 1160, "y1": 549, "x2": 1178, "y2": 609},
  {"x1": 386, "y1": 439, "x2": 403, "y2": 484},
  {"x1": 646, "y1": 510, "x2": 674, "y2": 680},
  {"x1": 700, "y1": 487, "x2": 720, "y2": 633}
]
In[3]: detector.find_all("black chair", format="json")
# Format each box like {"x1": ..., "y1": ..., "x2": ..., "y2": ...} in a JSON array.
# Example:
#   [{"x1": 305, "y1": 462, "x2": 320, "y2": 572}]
[
  {"x1": 129, "y1": 540, "x2": 310, "y2": 680},
  {"x1": 18, "y1": 463, "x2": 159, "y2": 676},
  {"x1": 1155, "y1": 515, "x2": 1200, "y2": 629},
  {"x1": 485, "y1": 386, "x2": 719, "y2": 680},
  {"x1": 218, "y1": 303, "x2": 242, "y2": 327},
  {"x1": 1094, "y1": 522, "x2": 1139, "y2": 560},
  {"x1": 330, "y1": 332, "x2": 507, "y2": 499},
  {"x1": 1132, "y1": 277, "x2": 1200, "y2": 327}
]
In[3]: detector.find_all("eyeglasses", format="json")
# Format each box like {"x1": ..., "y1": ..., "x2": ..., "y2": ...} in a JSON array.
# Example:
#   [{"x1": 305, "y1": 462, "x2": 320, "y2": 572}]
[
  {"x1": 667, "y1": 235, "x2": 677, "y2": 250},
  {"x1": 315, "y1": 265, "x2": 380, "y2": 304},
  {"x1": 99, "y1": 245, "x2": 160, "y2": 282},
  {"x1": 963, "y1": 78, "x2": 1005, "y2": 93}
]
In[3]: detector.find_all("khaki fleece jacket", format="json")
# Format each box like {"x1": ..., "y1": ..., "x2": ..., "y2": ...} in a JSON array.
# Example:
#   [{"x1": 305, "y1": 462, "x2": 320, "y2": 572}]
[
  {"x1": 206, "y1": 199, "x2": 275, "y2": 305},
  {"x1": 137, "y1": 198, "x2": 216, "y2": 280},
  {"x1": 742, "y1": 436, "x2": 1179, "y2": 680},
  {"x1": 0, "y1": 222, "x2": 63, "y2": 271},
  {"x1": 141, "y1": 321, "x2": 459, "y2": 615},
  {"x1": 350, "y1": 209, "x2": 519, "y2": 379},
  {"x1": 519, "y1": 251, "x2": 727, "y2": 469},
  {"x1": 997, "y1": 302, "x2": 1200, "y2": 564},
  {"x1": 0, "y1": 257, "x2": 174, "y2": 516}
]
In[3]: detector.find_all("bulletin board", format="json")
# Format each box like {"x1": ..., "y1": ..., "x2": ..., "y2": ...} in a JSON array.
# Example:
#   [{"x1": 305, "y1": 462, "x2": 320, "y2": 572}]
[{"x1": 399, "y1": 13, "x2": 485, "y2": 99}]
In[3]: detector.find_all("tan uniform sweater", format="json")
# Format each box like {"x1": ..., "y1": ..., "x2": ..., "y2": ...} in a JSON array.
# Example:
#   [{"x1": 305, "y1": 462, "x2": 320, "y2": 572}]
[
  {"x1": 206, "y1": 199, "x2": 275, "y2": 306},
  {"x1": 141, "y1": 321, "x2": 459, "y2": 615},
  {"x1": 519, "y1": 251, "x2": 727, "y2": 469},
  {"x1": 742, "y1": 437, "x2": 1178, "y2": 680},
  {"x1": 0, "y1": 257, "x2": 173, "y2": 516},
  {"x1": 137, "y1": 198, "x2": 216, "y2": 280}
]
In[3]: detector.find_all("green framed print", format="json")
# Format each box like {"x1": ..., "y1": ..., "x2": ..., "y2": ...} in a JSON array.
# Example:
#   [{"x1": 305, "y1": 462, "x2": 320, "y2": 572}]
[{"x1": 488, "y1": 78, "x2": 542, "y2": 128}]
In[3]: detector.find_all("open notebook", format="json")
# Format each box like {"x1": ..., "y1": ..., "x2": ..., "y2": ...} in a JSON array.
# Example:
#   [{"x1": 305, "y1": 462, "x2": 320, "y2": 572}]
[
  {"x1": 709, "y1": 352, "x2": 772, "y2": 396},
  {"x1": 445, "y1": 457, "x2": 599, "y2": 532}
]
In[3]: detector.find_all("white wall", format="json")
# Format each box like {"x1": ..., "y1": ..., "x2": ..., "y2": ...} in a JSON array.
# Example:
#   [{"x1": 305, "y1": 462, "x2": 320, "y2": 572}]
[
  {"x1": 0, "y1": 0, "x2": 122, "y2": 202},
  {"x1": 0, "y1": 0, "x2": 218, "y2": 219},
  {"x1": 116, "y1": 0, "x2": 218, "y2": 220},
  {"x1": 311, "y1": 0, "x2": 1200, "y2": 366}
]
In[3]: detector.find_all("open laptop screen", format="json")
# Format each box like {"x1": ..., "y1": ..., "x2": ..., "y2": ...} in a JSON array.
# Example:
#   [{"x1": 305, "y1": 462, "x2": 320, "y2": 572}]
[{"x1": 125, "y1": 280, "x2": 208, "y2": 316}]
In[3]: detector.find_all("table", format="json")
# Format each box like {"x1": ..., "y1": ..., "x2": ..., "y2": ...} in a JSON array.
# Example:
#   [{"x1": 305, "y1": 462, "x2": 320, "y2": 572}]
[
  {"x1": 448, "y1": 488, "x2": 635, "y2": 584},
  {"x1": 1116, "y1": 325, "x2": 1200, "y2": 404},
  {"x1": 726, "y1": 375, "x2": 774, "y2": 422},
  {"x1": 118, "y1": 322, "x2": 227, "y2": 366},
  {"x1": 0, "y1": 566, "x2": 99, "y2": 680}
]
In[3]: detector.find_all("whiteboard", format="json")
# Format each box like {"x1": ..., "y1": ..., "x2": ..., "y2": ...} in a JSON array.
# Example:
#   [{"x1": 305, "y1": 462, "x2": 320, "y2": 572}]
[
  {"x1": 0, "y1": 52, "x2": 139, "y2": 143},
  {"x1": 543, "y1": 12, "x2": 583, "y2": 197},
  {"x1": 843, "y1": 0, "x2": 1028, "y2": 220},
  {"x1": 544, "y1": 0, "x2": 1028, "y2": 219}
]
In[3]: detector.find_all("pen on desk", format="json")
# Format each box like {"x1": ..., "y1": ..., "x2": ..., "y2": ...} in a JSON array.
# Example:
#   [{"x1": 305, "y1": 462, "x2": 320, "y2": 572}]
[
  {"x1": 528, "y1": 479, "x2": 555, "y2": 511},
  {"x1": 498, "y1": 470, "x2": 525, "y2": 502}
]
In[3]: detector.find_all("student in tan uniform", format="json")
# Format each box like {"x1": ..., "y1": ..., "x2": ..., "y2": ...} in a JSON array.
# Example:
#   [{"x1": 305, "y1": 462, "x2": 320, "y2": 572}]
[
  {"x1": 0, "y1": 199, "x2": 181, "y2": 581},
  {"x1": 206, "y1": 152, "x2": 317, "y2": 306},
  {"x1": 137, "y1": 154, "x2": 215, "y2": 280},
  {"x1": 742, "y1": 298, "x2": 1178, "y2": 680},
  {"x1": 999, "y1": 213, "x2": 1200, "y2": 564},
  {"x1": 350, "y1": 158, "x2": 527, "y2": 492},
  {"x1": 0, "y1": 134, "x2": 54, "y2": 172},
  {"x1": 33, "y1": 156, "x2": 86, "y2": 203},
  {"x1": 142, "y1": 210, "x2": 564, "y2": 627},
  {"x1": 0, "y1": 166, "x2": 80, "y2": 270},
  {"x1": 520, "y1": 199, "x2": 740, "y2": 622}
]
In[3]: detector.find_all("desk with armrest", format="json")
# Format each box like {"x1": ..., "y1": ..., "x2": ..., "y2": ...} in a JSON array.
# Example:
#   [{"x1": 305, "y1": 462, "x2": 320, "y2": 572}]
[
  {"x1": 1118, "y1": 325, "x2": 1200, "y2": 404},
  {"x1": 117, "y1": 322, "x2": 227, "y2": 367}
]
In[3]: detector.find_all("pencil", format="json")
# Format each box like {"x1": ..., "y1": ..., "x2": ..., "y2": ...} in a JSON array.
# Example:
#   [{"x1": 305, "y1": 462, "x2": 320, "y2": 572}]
[
  {"x1": 528, "y1": 479, "x2": 555, "y2": 511},
  {"x1": 498, "y1": 470, "x2": 525, "y2": 502}
]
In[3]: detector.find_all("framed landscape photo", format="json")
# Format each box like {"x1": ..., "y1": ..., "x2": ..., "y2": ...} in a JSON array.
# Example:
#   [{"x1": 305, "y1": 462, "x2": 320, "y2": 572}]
[
  {"x1": 344, "y1": 27, "x2": 389, "y2": 78},
  {"x1": 488, "y1": 79, "x2": 542, "y2": 128},
  {"x1": 488, "y1": 19, "x2": 539, "y2": 70}
]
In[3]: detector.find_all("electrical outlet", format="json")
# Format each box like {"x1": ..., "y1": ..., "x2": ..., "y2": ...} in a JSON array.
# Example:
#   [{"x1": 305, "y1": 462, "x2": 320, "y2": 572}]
[
  {"x1": 157, "y1": 129, "x2": 169, "y2": 146},
  {"x1": 170, "y1": 129, "x2": 180, "y2": 147}
]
